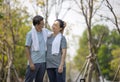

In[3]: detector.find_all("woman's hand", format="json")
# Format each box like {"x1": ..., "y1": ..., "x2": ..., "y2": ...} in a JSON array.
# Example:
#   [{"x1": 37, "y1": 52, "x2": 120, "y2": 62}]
[{"x1": 58, "y1": 65, "x2": 63, "y2": 73}]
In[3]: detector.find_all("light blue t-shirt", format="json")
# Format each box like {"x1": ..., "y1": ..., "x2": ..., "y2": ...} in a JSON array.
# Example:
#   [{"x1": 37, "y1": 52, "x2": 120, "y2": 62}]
[{"x1": 25, "y1": 30, "x2": 46, "y2": 64}]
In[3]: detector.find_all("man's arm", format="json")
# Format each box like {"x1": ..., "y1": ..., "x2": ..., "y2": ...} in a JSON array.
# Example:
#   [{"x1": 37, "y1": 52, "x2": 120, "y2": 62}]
[{"x1": 25, "y1": 46, "x2": 35, "y2": 71}]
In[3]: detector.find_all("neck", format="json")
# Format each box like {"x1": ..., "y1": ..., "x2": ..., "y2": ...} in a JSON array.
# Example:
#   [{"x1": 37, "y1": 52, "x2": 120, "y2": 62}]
[
  {"x1": 37, "y1": 29, "x2": 42, "y2": 32},
  {"x1": 35, "y1": 26, "x2": 42, "y2": 32},
  {"x1": 53, "y1": 32, "x2": 60, "y2": 36}
]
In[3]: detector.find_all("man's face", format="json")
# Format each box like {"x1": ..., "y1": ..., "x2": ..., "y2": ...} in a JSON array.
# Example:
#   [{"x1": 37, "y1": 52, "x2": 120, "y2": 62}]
[{"x1": 36, "y1": 20, "x2": 44, "y2": 31}]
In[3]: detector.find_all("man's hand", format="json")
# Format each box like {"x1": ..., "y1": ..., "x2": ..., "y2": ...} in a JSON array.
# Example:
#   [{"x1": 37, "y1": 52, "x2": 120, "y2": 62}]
[{"x1": 30, "y1": 63, "x2": 35, "y2": 71}]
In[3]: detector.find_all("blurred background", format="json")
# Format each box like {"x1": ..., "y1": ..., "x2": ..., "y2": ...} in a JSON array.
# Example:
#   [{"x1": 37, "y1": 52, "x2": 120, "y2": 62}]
[{"x1": 0, "y1": 0, "x2": 120, "y2": 82}]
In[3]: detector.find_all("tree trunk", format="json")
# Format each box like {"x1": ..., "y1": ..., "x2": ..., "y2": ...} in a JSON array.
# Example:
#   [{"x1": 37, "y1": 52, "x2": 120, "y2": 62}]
[
  {"x1": 86, "y1": 61, "x2": 94, "y2": 82},
  {"x1": 7, "y1": 61, "x2": 12, "y2": 82}
]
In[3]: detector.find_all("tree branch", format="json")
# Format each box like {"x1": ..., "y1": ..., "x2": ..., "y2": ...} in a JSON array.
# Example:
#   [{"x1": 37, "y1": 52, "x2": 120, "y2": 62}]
[{"x1": 105, "y1": 0, "x2": 120, "y2": 34}]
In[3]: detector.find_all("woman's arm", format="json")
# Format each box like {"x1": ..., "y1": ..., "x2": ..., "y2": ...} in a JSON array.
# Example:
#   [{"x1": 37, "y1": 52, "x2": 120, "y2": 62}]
[{"x1": 58, "y1": 48, "x2": 67, "y2": 73}]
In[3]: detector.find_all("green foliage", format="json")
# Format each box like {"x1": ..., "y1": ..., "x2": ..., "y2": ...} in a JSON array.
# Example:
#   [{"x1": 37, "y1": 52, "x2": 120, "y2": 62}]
[
  {"x1": 111, "y1": 48, "x2": 120, "y2": 69},
  {"x1": 0, "y1": 13, "x2": 3, "y2": 19},
  {"x1": 14, "y1": 25, "x2": 30, "y2": 78},
  {"x1": 0, "y1": 54, "x2": 8, "y2": 64},
  {"x1": 74, "y1": 30, "x2": 89, "y2": 70},
  {"x1": 91, "y1": 25, "x2": 109, "y2": 44},
  {"x1": 110, "y1": 30, "x2": 120, "y2": 45},
  {"x1": 0, "y1": 0, "x2": 4, "y2": 18},
  {"x1": 0, "y1": 0, "x2": 31, "y2": 80},
  {"x1": 74, "y1": 24, "x2": 120, "y2": 80},
  {"x1": 0, "y1": 0, "x2": 3, "y2": 5},
  {"x1": 110, "y1": 48, "x2": 120, "y2": 80},
  {"x1": 97, "y1": 45, "x2": 112, "y2": 79}
]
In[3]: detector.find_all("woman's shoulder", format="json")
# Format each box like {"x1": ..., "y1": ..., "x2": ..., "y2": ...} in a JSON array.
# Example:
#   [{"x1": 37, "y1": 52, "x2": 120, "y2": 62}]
[
  {"x1": 61, "y1": 35, "x2": 67, "y2": 42},
  {"x1": 61, "y1": 35, "x2": 66, "y2": 39}
]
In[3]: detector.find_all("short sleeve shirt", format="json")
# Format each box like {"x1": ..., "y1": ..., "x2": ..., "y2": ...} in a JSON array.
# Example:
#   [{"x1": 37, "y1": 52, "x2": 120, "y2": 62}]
[
  {"x1": 25, "y1": 30, "x2": 46, "y2": 64},
  {"x1": 46, "y1": 35, "x2": 67, "y2": 68}
]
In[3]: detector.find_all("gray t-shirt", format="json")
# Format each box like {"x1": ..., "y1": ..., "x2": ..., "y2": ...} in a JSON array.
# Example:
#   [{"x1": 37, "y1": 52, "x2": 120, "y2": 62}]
[
  {"x1": 46, "y1": 35, "x2": 67, "y2": 68},
  {"x1": 25, "y1": 30, "x2": 46, "y2": 64}
]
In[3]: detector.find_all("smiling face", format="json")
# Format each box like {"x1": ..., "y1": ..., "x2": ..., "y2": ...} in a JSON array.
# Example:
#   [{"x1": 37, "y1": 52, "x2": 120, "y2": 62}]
[
  {"x1": 52, "y1": 21, "x2": 62, "y2": 34},
  {"x1": 36, "y1": 20, "x2": 44, "y2": 32},
  {"x1": 33, "y1": 15, "x2": 44, "y2": 32}
]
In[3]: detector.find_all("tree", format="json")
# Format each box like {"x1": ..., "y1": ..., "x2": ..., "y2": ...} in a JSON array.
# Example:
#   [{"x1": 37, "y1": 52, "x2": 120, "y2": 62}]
[
  {"x1": 74, "y1": 24, "x2": 120, "y2": 80},
  {"x1": 0, "y1": 0, "x2": 30, "y2": 82},
  {"x1": 74, "y1": 30, "x2": 88, "y2": 70},
  {"x1": 74, "y1": 24, "x2": 110, "y2": 81},
  {"x1": 109, "y1": 30, "x2": 120, "y2": 81},
  {"x1": 105, "y1": 0, "x2": 120, "y2": 34},
  {"x1": 96, "y1": 0, "x2": 120, "y2": 80},
  {"x1": 110, "y1": 48, "x2": 120, "y2": 80},
  {"x1": 73, "y1": 0, "x2": 120, "y2": 81},
  {"x1": 78, "y1": 0, "x2": 106, "y2": 81}
]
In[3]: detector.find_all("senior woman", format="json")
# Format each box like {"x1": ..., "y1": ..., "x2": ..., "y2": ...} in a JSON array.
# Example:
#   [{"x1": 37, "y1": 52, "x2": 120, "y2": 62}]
[{"x1": 46, "y1": 19, "x2": 67, "y2": 82}]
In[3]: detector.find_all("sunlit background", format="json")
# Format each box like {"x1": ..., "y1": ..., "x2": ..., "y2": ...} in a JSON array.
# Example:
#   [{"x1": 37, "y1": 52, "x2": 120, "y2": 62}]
[{"x1": 0, "y1": 0, "x2": 120, "y2": 82}]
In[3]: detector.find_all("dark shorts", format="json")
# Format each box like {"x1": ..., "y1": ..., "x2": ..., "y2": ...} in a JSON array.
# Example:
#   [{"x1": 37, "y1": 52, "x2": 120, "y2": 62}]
[{"x1": 25, "y1": 62, "x2": 46, "y2": 82}]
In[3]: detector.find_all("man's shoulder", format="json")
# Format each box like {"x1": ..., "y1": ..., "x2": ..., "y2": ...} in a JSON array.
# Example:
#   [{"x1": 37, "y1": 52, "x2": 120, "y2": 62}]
[
  {"x1": 42, "y1": 28, "x2": 50, "y2": 31},
  {"x1": 26, "y1": 30, "x2": 32, "y2": 38},
  {"x1": 27, "y1": 30, "x2": 32, "y2": 35}
]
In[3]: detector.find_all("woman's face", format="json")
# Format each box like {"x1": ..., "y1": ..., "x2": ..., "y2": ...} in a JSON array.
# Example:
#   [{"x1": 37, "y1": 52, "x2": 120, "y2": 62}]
[{"x1": 52, "y1": 21, "x2": 62, "y2": 33}]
